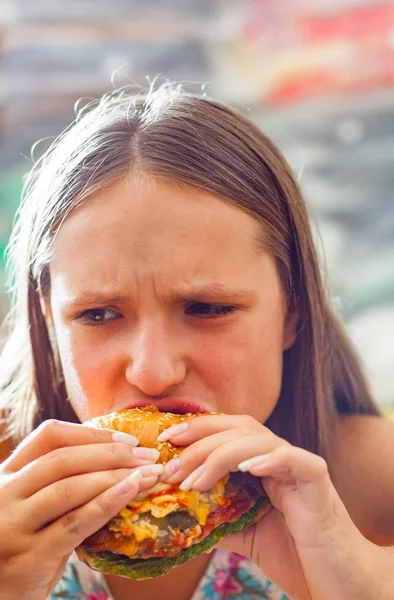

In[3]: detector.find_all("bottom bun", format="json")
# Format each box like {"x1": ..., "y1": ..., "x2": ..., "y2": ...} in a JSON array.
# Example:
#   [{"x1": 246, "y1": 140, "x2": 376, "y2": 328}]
[{"x1": 76, "y1": 495, "x2": 270, "y2": 580}]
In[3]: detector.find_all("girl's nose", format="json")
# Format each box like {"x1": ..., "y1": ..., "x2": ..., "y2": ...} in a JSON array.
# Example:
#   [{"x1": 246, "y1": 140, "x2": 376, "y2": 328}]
[{"x1": 124, "y1": 323, "x2": 187, "y2": 396}]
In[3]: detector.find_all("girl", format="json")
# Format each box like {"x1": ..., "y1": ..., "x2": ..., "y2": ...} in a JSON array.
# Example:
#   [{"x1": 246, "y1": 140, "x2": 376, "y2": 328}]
[{"x1": 0, "y1": 84, "x2": 393, "y2": 600}]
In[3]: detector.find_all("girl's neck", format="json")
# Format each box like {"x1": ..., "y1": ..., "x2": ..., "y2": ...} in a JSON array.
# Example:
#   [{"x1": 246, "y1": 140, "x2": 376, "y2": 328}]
[{"x1": 104, "y1": 551, "x2": 214, "y2": 600}]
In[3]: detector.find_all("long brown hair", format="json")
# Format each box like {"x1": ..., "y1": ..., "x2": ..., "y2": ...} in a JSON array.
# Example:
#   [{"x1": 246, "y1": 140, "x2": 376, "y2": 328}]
[{"x1": 0, "y1": 84, "x2": 380, "y2": 460}]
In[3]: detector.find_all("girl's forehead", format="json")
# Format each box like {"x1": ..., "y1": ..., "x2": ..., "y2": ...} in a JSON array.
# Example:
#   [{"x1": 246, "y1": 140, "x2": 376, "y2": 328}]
[
  {"x1": 52, "y1": 177, "x2": 263, "y2": 260},
  {"x1": 49, "y1": 179, "x2": 278, "y2": 303}
]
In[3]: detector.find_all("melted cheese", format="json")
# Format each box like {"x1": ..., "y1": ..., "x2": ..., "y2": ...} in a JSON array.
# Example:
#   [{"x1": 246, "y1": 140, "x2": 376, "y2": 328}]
[
  {"x1": 132, "y1": 521, "x2": 159, "y2": 543},
  {"x1": 122, "y1": 475, "x2": 229, "y2": 527},
  {"x1": 112, "y1": 518, "x2": 159, "y2": 543},
  {"x1": 177, "y1": 490, "x2": 210, "y2": 525},
  {"x1": 110, "y1": 474, "x2": 231, "y2": 545},
  {"x1": 115, "y1": 535, "x2": 137, "y2": 555}
]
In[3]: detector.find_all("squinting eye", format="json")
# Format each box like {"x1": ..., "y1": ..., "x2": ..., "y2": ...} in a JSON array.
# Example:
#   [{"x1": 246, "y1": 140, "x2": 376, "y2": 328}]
[
  {"x1": 185, "y1": 303, "x2": 237, "y2": 318},
  {"x1": 77, "y1": 308, "x2": 121, "y2": 326}
]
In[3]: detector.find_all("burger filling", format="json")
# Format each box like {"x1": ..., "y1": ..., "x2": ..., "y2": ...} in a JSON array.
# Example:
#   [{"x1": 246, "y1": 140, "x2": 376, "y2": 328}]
[{"x1": 81, "y1": 473, "x2": 264, "y2": 559}]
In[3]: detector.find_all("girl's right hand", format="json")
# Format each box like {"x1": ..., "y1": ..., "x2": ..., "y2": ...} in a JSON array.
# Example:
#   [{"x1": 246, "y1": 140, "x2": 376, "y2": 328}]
[{"x1": 0, "y1": 419, "x2": 163, "y2": 600}]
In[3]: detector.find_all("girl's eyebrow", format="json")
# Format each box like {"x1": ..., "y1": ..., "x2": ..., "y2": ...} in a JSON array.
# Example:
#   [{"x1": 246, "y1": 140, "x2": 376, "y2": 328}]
[
  {"x1": 171, "y1": 284, "x2": 255, "y2": 304},
  {"x1": 62, "y1": 293, "x2": 132, "y2": 308},
  {"x1": 63, "y1": 284, "x2": 255, "y2": 308}
]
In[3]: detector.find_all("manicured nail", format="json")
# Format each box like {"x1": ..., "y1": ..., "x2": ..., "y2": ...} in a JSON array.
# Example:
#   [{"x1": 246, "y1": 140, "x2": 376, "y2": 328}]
[
  {"x1": 157, "y1": 422, "x2": 188, "y2": 443},
  {"x1": 162, "y1": 458, "x2": 181, "y2": 480},
  {"x1": 115, "y1": 469, "x2": 142, "y2": 495},
  {"x1": 132, "y1": 447, "x2": 160, "y2": 461},
  {"x1": 138, "y1": 464, "x2": 164, "y2": 476},
  {"x1": 179, "y1": 465, "x2": 205, "y2": 491},
  {"x1": 112, "y1": 431, "x2": 140, "y2": 446},
  {"x1": 238, "y1": 454, "x2": 270, "y2": 472}
]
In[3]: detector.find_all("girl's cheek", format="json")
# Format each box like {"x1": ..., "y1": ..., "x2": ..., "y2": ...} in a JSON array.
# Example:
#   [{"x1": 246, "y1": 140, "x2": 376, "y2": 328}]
[
  {"x1": 194, "y1": 336, "x2": 238, "y2": 380},
  {"x1": 193, "y1": 328, "x2": 283, "y2": 420},
  {"x1": 192, "y1": 336, "x2": 250, "y2": 408},
  {"x1": 59, "y1": 336, "x2": 119, "y2": 420}
]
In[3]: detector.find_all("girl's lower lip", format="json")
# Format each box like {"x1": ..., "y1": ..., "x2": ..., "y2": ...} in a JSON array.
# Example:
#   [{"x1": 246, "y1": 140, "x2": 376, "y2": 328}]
[{"x1": 124, "y1": 399, "x2": 209, "y2": 414}]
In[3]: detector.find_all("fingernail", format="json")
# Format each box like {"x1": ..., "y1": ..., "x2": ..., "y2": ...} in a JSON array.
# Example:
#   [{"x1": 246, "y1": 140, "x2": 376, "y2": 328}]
[
  {"x1": 112, "y1": 432, "x2": 140, "y2": 446},
  {"x1": 132, "y1": 447, "x2": 160, "y2": 461},
  {"x1": 179, "y1": 465, "x2": 205, "y2": 492},
  {"x1": 162, "y1": 458, "x2": 181, "y2": 480},
  {"x1": 157, "y1": 422, "x2": 188, "y2": 443},
  {"x1": 238, "y1": 454, "x2": 270, "y2": 472},
  {"x1": 115, "y1": 469, "x2": 142, "y2": 495},
  {"x1": 139, "y1": 464, "x2": 164, "y2": 477},
  {"x1": 237, "y1": 459, "x2": 252, "y2": 472}
]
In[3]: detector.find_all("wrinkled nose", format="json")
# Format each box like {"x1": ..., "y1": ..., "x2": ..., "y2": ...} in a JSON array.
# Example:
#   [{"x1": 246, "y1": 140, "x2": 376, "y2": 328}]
[{"x1": 124, "y1": 321, "x2": 186, "y2": 396}]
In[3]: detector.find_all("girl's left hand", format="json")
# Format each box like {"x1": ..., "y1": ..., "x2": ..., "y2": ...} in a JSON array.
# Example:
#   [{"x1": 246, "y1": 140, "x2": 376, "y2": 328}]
[{"x1": 157, "y1": 414, "x2": 391, "y2": 600}]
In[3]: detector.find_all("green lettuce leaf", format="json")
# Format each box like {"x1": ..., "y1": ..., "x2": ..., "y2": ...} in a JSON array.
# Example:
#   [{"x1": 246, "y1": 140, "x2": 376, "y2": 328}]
[{"x1": 76, "y1": 495, "x2": 270, "y2": 580}]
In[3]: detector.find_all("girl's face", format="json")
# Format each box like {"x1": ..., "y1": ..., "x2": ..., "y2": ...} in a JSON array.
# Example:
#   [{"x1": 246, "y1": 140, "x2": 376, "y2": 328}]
[{"x1": 49, "y1": 177, "x2": 298, "y2": 423}]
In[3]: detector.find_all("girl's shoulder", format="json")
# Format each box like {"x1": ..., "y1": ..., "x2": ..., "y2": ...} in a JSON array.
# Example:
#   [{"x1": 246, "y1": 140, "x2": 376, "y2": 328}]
[{"x1": 331, "y1": 414, "x2": 394, "y2": 544}]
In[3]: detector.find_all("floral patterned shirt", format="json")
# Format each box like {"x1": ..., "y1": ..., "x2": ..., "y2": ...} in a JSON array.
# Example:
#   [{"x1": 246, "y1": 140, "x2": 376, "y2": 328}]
[{"x1": 49, "y1": 550, "x2": 289, "y2": 599}]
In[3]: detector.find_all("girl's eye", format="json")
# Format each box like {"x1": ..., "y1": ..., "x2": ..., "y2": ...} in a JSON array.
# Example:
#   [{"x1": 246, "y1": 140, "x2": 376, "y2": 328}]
[
  {"x1": 185, "y1": 303, "x2": 237, "y2": 318},
  {"x1": 77, "y1": 308, "x2": 121, "y2": 326}
]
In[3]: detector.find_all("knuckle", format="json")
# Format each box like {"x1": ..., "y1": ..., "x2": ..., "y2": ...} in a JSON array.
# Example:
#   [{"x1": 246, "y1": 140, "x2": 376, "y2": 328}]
[
  {"x1": 314, "y1": 455, "x2": 328, "y2": 476},
  {"x1": 204, "y1": 443, "x2": 229, "y2": 469},
  {"x1": 280, "y1": 445, "x2": 292, "y2": 462},
  {"x1": 109, "y1": 468, "x2": 128, "y2": 484},
  {"x1": 239, "y1": 414, "x2": 259, "y2": 429},
  {"x1": 107, "y1": 443, "x2": 132, "y2": 467},
  {"x1": 95, "y1": 493, "x2": 111, "y2": 513},
  {"x1": 60, "y1": 510, "x2": 81, "y2": 536},
  {"x1": 0, "y1": 473, "x2": 17, "y2": 504},
  {"x1": 237, "y1": 426, "x2": 253, "y2": 437},
  {"x1": 109, "y1": 442, "x2": 122, "y2": 458},
  {"x1": 271, "y1": 444, "x2": 290, "y2": 466},
  {"x1": 190, "y1": 444, "x2": 207, "y2": 465},
  {"x1": 45, "y1": 447, "x2": 67, "y2": 467},
  {"x1": 205, "y1": 449, "x2": 223, "y2": 468},
  {"x1": 34, "y1": 419, "x2": 63, "y2": 447},
  {"x1": 53, "y1": 478, "x2": 73, "y2": 501},
  {"x1": 89, "y1": 426, "x2": 107, "y2": 443},
  {"x1": 36, "y1": 419, "x2": 61, "y2": 437}
]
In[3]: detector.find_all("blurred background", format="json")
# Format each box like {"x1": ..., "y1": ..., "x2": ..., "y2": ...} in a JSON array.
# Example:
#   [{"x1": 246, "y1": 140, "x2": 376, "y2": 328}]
[{"x1": 0, "y1": 0, "x2": 393, "y2": 414}]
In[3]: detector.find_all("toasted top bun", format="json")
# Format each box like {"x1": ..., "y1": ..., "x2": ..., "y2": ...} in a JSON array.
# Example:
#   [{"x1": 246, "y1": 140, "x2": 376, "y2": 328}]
[{"x1": 86, "y1": 406, "x2": 214, "y2": 463}]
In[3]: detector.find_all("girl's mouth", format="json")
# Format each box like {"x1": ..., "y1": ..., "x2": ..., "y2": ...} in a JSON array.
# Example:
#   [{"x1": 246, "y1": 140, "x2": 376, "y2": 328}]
[{"x1": 122, "y1": 398, "x2": 211, "y2": 415}]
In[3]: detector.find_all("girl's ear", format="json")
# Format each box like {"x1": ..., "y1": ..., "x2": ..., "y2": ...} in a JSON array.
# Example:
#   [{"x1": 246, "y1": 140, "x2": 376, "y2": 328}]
[{"x1": 283, "y1": 306, "x2": 299, "y2": 350}]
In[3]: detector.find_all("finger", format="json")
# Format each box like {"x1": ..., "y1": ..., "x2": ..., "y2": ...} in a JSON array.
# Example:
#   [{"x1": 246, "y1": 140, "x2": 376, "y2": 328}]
[
  {"x1": 162, "y1": 428, "x2": 266, "y2": 484},
  {"x1": 178, "y1": 433, "x2": 288, "y2": 492},
  {"x1": 5, "y1": 420, "x2": 139, "y2": 473},
  {"x1": 157, "y1": 413, "x2": 262, "y2": 445},
  {"x1": 240, "y1": 446, "x2": 332, "y2": 509},
  {"x1": 37, "y1": 468, "x2": 149, "y2": 557},
  {"x1": 25, "y1": 464, "x2": 164, "y2": 530},
  {"x1": 15, "y1": 443, "x2": 160, "y2": 498}
]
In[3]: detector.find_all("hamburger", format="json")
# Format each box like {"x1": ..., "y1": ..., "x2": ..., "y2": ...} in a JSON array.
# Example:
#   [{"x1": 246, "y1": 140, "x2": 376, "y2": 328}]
[{"x1": 76, "y1": 406, "x2": 271, "y2": 579}]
